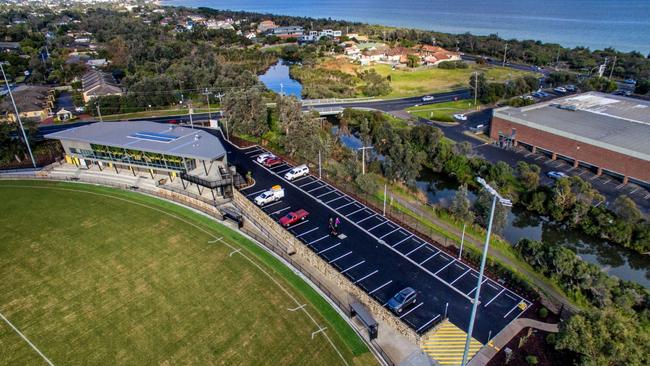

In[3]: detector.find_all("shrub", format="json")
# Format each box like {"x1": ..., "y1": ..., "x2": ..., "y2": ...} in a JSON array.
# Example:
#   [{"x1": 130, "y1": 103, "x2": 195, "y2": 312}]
[
  {"x1": 538, "y1": 307, "x2": 548, "y2": 319},
  {"x1": 525, "y1": 355, "x2": 539, "y2": 365}
]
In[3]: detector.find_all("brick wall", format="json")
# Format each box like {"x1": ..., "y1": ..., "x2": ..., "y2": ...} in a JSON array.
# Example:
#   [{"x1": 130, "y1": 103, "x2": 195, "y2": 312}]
[{"x1": 491, "y1": 117, "x2": 650, "y2": 183}]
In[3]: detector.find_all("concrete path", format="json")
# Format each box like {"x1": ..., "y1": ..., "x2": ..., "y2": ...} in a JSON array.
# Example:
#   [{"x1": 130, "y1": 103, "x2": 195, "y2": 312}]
[{"x1": 467, "y1": 318, "x2": 559, "y2": 366}]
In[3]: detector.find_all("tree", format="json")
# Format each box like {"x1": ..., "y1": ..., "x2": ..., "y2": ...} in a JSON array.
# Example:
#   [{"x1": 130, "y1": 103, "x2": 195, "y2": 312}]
[
  {"x1": 359, "y1": 69, "x2": 391, "y2": 96},
  {"x1": 611, "y1": 195, "x2": 643, "y2": 223},
  {"x1": 406, "y1": 54, "x2": 419, "y2": 68},
  {"x1": 222, "y1": 88, "x2": 268, "y2": 137},
  {"x1": 550, "y1": 178, "x2": 575, "y2": 220},
  {"x1": 276, "y1": 95, "x2": 303, "y2": 135},
  {"x1": 450, "y1": 184, "x2": 475, "y2": 223},
  {"x1": 469, "y1": 72, "x2": 488, "y2": 102},
  {"x1": 635, "y1": 79, "x2": 650, "y2": 95},
  {"x1": 517, "y1": 161, "x2": 541, "y2": 191},
  {"x1": 474, "y1": 186, "x2": 509, "y2": 233},
  {"x1": 355, "y1": 173, "x2": 380, "y2": 194}
]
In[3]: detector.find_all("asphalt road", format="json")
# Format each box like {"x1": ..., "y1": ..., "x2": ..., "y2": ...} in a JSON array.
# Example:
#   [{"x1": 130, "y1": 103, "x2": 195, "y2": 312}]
[{"x1": 215, "y1": 134, "x2": 531, "y2": 344}]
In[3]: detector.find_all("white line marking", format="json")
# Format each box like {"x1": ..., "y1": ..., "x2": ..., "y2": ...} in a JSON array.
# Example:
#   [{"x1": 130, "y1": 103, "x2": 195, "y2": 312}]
[
  {"x1": 261, "y1": 200, "x2": 284, "y2": 209},
  {"x1": 229, "y1": 248, "x2": 242, "y2": 257},
  {"x1": 296, "y1": 227, "x2": 318, "y2": 237},
  {"x1": 369, "y1": 280, "x2": 393, "y2": 295},
  {"x1": 357, "y1": 214, "x2": 376, "y2": 224},
  {"x1": 318, "y1": 242, "x2": 341, "y2": 254},
  {"x1": 287, "y1": 304, "x2": 307, "y2": 311},
  {"x1": 287, "y1": 220, "x2": 310, "y2": 230},
  {"x1": 487, "y1": 282, "x2": 499, "y2": 291},
  {"x1": 466, "y1": 278, "x2": 489, "y2": 296},
  {"x1": 380, "y1": 227, "x2": 400, "y2": 239},
  {"x1": 450, "y1": 269, "x2": 471, "y2": 285},
  {"x1": 399, "y1": 302, "x2": 423, "y2": 319},
  {"x1": 405, "y1": 243, "x2": 426, "y2": 256},
  {"x1": 245, "y1": 188, "x2": 266, "y2": 197},
  {"x1": 307, "y1": 185, "x2": 327, "y2": 193},
  {"x1": 336, "y1": 201, "x2": 357, "y2": 210},
  {"x1": 419, "y1": 251, "x2": 440, "y2": 265},
  {"x1": 346, "y1": 207, "x2": 366, "y2": 216},
  {"x1": 367, "y1": 221, "x2": 387, "y2": 231},
  {"x1": 503, "y1": 303, "x2": 520, "y2": 319},
  {"x1": 300, "y1": 180, "x2": 320, "y2": 188},
  {"x1": 317, "y1": 191, "x2": 337, "y2": 199},
  {"x1": 208, "y1": 236, "x2": 224, "y2": 243},
  {"x1": 434, "y1": 259, "x2": 455, "y2": 275},
  {"x1": 484, "y1": 288, "x2": 505, "y2": 308},
  {"x1": 326, "y1": 196, "x2": 346, "y2": 204},
  {"x1": 0, "y1": 311, "x2": 55, "y2": 366},
  {"x1": 309, "y1": 235, "x2": 330, "y2": 245},
  {"x1": 454, "y1": 263, "x2": 465, "y2": 270},
  {"x1": 312, "y1": 326, "x2": 328, "y2": 339},
  {"x1": 341, "y1": 260, "x2": 365, "y2": 274},
  {"x1": 292, "y1": 175, "x2": 310, "y2": 183},
  {"x1": 277, "y1": 167, "x2": 293, "y2": 174},
  {"x1": 271, "y1": 206, "x2": 291, "y2": 215},
  {"x1": 354, "y1": 270, "x2": 378, "y2": 284},
  {"x1": 244, "y1": 148, "x2": 262, "y2": 154},
  {"x1": 417, "y1": 314, "x2": 441, "y2": 332},
  {"x1": 329, "y1": 251, "x2": 352, "y2": 263},
  {"x1": 392, "y1": 234, "x2": 413, "y2": 247}
]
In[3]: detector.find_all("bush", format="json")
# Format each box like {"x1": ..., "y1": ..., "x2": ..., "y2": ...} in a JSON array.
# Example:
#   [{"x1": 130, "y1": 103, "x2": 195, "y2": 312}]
[
  {"x1": 525, "y1": 355, "x2": 539, "y2": 365},
  {"x1": 538, "y1": 307, "x2": 548, "y2": 319},
  {"x1": 355, "y1": 173, "x2": 380, "y2": 194}
]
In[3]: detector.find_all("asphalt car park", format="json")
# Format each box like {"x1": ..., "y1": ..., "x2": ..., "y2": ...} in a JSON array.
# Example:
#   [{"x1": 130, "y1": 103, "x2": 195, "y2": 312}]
[{"x1": 230, "y1": 143, "x2": 531, "y2": 344}]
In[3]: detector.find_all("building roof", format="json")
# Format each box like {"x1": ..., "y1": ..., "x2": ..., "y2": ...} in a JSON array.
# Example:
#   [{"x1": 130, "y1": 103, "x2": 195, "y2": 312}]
[
  {"x1": 494, "y1": 92, "x2": 650, "y2": 162},
  {"x1": 45, "y1": 121, "x2": 227, "y2": 161}
]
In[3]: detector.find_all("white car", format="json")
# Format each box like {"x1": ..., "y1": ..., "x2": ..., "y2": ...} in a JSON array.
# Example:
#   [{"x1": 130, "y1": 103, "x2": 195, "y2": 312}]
[
  {"x1": 254, "y1": 185, "x2": 285, "y2": 206},
  {"x1": 284, "y1": 164, "x2": 309, "y2": 181},
  {"x1": 553, "y1": 87, "x2": 567, "y2": 93},
  {"x1": 421, "y1": 95, "x2": 435, "y2": 102},
  {"x1": 256, "y1": 152, "x2": 276, "y2": 164},
  {"x1": 453, "y1": 113, "x2": 467, "y2": 121}
]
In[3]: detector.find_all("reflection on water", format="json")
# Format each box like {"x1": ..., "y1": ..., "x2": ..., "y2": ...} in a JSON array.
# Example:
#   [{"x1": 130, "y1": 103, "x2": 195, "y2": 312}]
[{"x1": 258, "y1": 59, "x2": 303, "y2": 98}]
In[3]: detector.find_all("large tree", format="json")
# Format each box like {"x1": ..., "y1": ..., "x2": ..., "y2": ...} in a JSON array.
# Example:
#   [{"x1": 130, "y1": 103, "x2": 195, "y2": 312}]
[
  {"x1": 450, "y1": 184, "x2": 475, "y2": 223},
  {"x1": 222, "y1": 88, "x2": 268, "y2": 137}
]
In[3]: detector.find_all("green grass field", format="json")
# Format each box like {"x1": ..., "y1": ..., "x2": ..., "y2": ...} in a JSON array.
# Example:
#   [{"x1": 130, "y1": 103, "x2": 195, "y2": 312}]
[
  {"x1": 0, "y1": 180, "x2": 374, "y2": 366},
  {"x1": 406, "y1": 100, "x2": 480, "y2": 122}
]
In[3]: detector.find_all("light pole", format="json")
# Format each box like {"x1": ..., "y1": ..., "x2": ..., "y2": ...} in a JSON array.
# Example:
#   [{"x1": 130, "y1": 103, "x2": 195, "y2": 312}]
[
  {"x1": 357, "y1": 146, "x2": 372, "y2": 175},
  {"x1": 461, "y1": 177, "x2": 512, "y2": 366},
  {"x1": 203, "y1": 88, "x2": 212, "y2": 120},
  {"x1": 0, "y1": 62, "x2": 36, "y2": 168},
  {"x1": 472, "y1": 71, "x2": 479, "y2": 109}
]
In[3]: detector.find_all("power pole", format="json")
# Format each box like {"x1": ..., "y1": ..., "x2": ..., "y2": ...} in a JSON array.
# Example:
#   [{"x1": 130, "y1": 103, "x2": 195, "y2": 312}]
[
  {"x1": 0, "y1": 62, "x2": 36, "y2": 168},
  {"x1": 555, "y1": 47, "x2": 560, "y2": 67},
  {"x1": 358, "y1": 146, "x2": 372, "y2": 175},
  {"x1": 502, "y1": 42, "x2": 508, "y2": 67},
  {"x1": 609, "y1": 56, "x2": 617, "y2": 79},
  {"x1": 203, "y1": 88, "x2": 212, "y2": 120},
  {"x1": 473, "y1": 72, "x2": 479, "y2": 108},
  {"x1": 96, "y1": 105, "x2": 103, "y2": 122}
]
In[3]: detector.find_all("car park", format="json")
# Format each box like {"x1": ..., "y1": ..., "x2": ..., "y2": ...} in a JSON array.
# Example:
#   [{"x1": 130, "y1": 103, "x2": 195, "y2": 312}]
[
  {"x1": 547, "y1": 171, "x2": 568, "y2": 180},
  {"x1": 453, "y1": 113, "x2": 467, "y2": 121},
  {"x1": 387, "y1": 287, "x2": 417, "y2": 314},
  {"x1": 278, "y1": 209, "x2": 309, "y2": 227},
  {"x1": 254, "y1": 185, "x2": 285, "y2": 206},
  {"x1": 553, "y1": 86, "x2": 567, "y2": 93},
  {"x1": 284, "y1": 164, "x2": 309, "y2": 181},
  {"x1": 256, "y1": 152, "x2": 276, "y2": 164},
  {"x1": 421, "y1": 95, "x2": 435, "y2": 102},
  {"x1": 262, "y1": 156, "x2": 283, "y2": 167}
]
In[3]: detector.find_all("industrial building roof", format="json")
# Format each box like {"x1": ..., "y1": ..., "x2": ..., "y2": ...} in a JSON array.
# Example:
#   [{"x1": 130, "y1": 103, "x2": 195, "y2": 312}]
[
  {"x1": 45, "y1": 121, "x2": 226, "y2": 161},
  {"x1": 494, "y1": 92, "x2": 650, "y2": 162}
]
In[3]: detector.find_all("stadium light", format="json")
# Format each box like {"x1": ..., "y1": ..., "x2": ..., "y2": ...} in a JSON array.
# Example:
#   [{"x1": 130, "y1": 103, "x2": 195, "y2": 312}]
[{"x1": 461, "y1": 177, "x2": 511, "y2": 366}]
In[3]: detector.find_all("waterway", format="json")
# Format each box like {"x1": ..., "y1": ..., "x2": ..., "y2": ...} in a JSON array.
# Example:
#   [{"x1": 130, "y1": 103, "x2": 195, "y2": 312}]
[{"x1": 258, "y1": 60, "x2": 303, "y2": 98}]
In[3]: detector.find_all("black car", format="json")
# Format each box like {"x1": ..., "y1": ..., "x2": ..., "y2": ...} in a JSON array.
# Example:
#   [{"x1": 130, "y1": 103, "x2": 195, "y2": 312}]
[{"x1": 387, "y1": 287, "x2": 417, "y2": 313}]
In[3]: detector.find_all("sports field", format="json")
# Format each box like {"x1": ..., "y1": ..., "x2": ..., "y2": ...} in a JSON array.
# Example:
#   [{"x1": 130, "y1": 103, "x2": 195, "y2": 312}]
[{"x1": 0, "y1": 180, "x2": 374, "y2": 365}]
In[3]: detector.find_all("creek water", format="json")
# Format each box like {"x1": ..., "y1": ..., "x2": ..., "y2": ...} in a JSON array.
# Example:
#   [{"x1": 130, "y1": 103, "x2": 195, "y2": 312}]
[{"x1": 258, "y1": 59, "x2": 303, "y2": 98}]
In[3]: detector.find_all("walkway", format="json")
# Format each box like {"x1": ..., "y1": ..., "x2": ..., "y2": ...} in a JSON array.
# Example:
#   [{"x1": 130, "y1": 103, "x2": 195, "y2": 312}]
[
  {"x1": 467, "y1": 318, "x2": 558, "y2": 366},
  {"x1": 421, "y1": 319, "x2": 481, "y2": 366}
]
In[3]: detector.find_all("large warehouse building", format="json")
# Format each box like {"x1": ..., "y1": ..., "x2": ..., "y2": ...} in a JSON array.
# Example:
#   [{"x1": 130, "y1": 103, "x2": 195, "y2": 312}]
[{"x1": 491, "y1": 92, "x2": 650, "y2": 185}]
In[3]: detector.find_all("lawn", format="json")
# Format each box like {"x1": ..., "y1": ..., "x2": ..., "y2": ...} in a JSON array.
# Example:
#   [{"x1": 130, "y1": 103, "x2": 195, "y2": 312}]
[
  {"x1": 406, "y1": 100, "x2": 480, "y2": 122},
  {"x1": 0, "y1": 180, "x2": 374, "y2": 366}
]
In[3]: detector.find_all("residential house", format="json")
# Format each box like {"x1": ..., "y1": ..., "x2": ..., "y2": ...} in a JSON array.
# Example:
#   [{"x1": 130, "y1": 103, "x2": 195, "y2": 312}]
[
  {"x1": 269, "y1": 26, "x2": 304, "y2": 39},
  {"x1": 0, "y1": 85, "x2": 54, "y2": 123},
  {"x1": 0, "y1": 42, "x2": 20, "y2": 51},
  {"x1": 416, "y1": 45, "x2": 461, "y2": 66},
  {"x1": 81, "y1": 69, "x2": 122, "y2": 103},
  {"x1": 56, "y1": 108, "x2": 73, "y2": 121},
  {"x1": 257, "y1": 20, "x2": 278, "y2": 33},
  {"x1": 86, "y1": 59, "x2": 108, "y2": 67}
]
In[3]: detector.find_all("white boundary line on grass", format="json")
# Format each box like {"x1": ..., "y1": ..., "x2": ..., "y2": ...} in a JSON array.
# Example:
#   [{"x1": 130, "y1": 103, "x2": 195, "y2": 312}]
[{"x1": 0, "y1": 311, "x2": 55, "y2": 366}]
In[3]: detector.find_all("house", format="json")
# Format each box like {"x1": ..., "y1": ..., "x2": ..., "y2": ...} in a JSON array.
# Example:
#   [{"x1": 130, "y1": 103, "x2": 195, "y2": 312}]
[
  {"x1": 257, "y1": 20, "x2": 278, "y2": 33},
  {"x1": 0, "y1": 85, "x2": 54, "y2": 123},
  {"x1": 269, "y1": 26, "x2": 304, "y2": 39},
  {"x1": 86, "y1": 59, "x2": 109, "y2": 67},
  {"x1": 56, "y1": 108, "x2": 73, "y2": 121},
  {"x1": 81, "y1": 69, "x2": 122, "y2": 103},
  {"x1": 0, "y1": 42, "x2": 20, "y2": 51},
  {"x1": 416, "y1": 45, "x2": 461, "y2": 66}
]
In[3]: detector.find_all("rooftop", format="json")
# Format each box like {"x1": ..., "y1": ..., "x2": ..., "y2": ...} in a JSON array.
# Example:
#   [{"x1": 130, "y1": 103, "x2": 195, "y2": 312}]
[
  {"x1": 45, "y1": 121, "x2": 226, "y2": 161},
  {"x1": 494, "y1": 92, "x2": 650, "y2": 161}
]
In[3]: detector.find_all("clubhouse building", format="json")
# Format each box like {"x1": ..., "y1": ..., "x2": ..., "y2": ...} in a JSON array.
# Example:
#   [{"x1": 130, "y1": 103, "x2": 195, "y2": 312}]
[{"x1": 46, "y1": 121, "x2": 235, "y2": 198}]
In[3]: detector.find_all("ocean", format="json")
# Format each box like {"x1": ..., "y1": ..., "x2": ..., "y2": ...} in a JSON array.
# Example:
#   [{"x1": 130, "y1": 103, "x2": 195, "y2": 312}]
[{"x1": 163, "y1": 0, "x2": 650, "y2": 54}]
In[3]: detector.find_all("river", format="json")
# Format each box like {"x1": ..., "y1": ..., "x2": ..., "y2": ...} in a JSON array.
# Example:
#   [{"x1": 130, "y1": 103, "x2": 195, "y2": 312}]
[{"x1": 258, "y1": 60, "x2": 303, "y2": 98}]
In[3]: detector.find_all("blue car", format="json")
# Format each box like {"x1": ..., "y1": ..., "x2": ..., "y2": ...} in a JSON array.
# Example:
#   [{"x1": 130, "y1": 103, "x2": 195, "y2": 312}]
[{"x1": 387, "y1": 287, "x2": 417, "y2": 314}]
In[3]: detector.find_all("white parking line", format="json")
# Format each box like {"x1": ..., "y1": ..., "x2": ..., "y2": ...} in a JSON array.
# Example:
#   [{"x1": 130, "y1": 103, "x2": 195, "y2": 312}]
[
  {"x1": 417, "y1": 314, "x2": 441, "y2": 332},
  {"x1": 357, "y1": 214, "x2": 377, "y2": 224},
  {"x1": 245, "y1": 189, "x2": 266, "y2": 197},
  {"x1": 419, "y1": 251, "x2": 440, "y2": 265},
  {"x1": 465, "y1": 278, "x2": 489, "y2": 296},
  {"x1": 434, "y1": 259, "x2": 455, "y2": 275},
  {"x1": 307, "y1": 185, "x2": 328, "y2": 193},
  {"x1": 354, "y1": 270, "x2": 378, "y2": 284},
  {"x1": 300, "y1": 180, "x2": 320, "y2": 188},
  {"x1": 244, "y1": 148, "x2": 262, "y2": 155},
  {"x1": 369, "y1": 280, "x2": 393, "y2": 295},
  {"x1": 405, "y1": 243, "x2": 426, "y2": 256},
  {"x1": 505, "y1": 293, "x2": 517, "y2": 301},
  {"x1": 484, "y1": 288, "x2": 505, "y2": 308},
  {"x1": 399, "y1": 302, "x2": 423, "y2": 319},
  {"x1": 277, "y1": 167, "x2": 293, "y2": 174},
  {"x1": 346, "y1": 207, "x2": 366, "y2": 216},
  {"x1": 487, "y1": 281, "x2": 499, "y2": 291},
  {"x1": 645, "y1": 193, "x2": 650, "y2": 199},
  {"x1": 271, "y1": 206, "x2": 291, "y2": 215},
  {"x1": 336, "y1": 201, "x2": 357, "y2": 210},
  {"x1": 287, "y1": 220, "x2": 310, "y2": 230},
  {"x1": 261, "y1": 200, "x2": 284, "y2": 209},
  {"x1": 449, "y1": 269, "x2": 471, "y2": 285},
  {"x1": 503, "y1": 303, "x2": 521, "y2": 319},
  {"x1": 367, "y1": 221, "x2": 387, "y2": 231},
  {"x1": 317, "y1": 191, "x2": 337, "y2": 199},
  {"x1": 380, "y1": 227, "x2": 401, "y2": 239},
  {"x1": 318, "y1": 242, "x2": 341, "y2": 254},
  {"x1": 296, "y1": 227, "x2": 318, "y2": 237},
  {"x1": 329, "y1": 251, "x2": 352, "y2": 263},
  {"x1": 292, "y1": 175, "x2": 311, "y2": 183},
  {"x1": 341, "y1": 260, "x2": 365, "y2": 274},
  {"x1": 392, "y1": 234, "x2": 413, "y2": 247},
  {"x1": 309, "y1": 235, "x2": 330, "y2": 245},
  {"x1": 326, "y1": 196, "x2": 346, "y2": 204}
]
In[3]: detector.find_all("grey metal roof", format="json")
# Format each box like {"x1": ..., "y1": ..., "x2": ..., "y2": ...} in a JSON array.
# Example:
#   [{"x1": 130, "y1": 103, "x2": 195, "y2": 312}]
[
  {"x1": 494, "y1": 92, "x2": 650, "y2": 162},
  {"x1": 45, "y1": 121, "x2": 226, "y2": 161}
]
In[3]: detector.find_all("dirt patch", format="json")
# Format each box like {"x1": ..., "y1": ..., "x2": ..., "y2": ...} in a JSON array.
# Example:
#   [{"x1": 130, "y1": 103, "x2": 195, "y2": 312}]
[{"x1": 318, "y1": 57, "x2": 359, "y2": 75}]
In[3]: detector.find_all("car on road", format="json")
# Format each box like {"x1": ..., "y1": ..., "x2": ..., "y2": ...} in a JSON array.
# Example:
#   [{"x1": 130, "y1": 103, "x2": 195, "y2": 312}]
[
  {"x1": 565, "y1": 84, "x2": 577, "y2": 92},
  {"x1": 547, "y1": 171, "x2": 569, "y2": 180},
  {"x1": 279, "y1": 209, "x2": 309, "y2": 227},
  {"x1": 256, "y1": 152, "x2": 276, "y2": 164},
  {"x1": 284, "y1": 164, "x2": 309, "y2": 181},
  {"x1": 254, "y1": 185, "x2": 285, "y2": 206},
  {"x1": 553, "y1": 86, "x2": 567, "y2": 93},
  {"x1": 387, "y1": 287, "x2": 417, "y2": 314},
  {"x1": 531, "y1": 92, "x2": 543, "y2": 98},
  {"x1": 262, "y1": 156, "x2": 283, "y2": 167},
  {"x1": 624, "y1": 79, "x2": 637, "y2": 85},
  {"x1": 421, "y1": 95, "x2": 435, "y2": 102},
  {"x1": 453, "y1": 113, "x2": 467, "y2": 121}
]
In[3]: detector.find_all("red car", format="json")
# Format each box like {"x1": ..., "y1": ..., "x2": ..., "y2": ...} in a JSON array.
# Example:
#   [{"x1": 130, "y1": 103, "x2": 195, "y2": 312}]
[
  {"x1": 263, "y1": 156, "x2": 283, "y2": 167},
  {"x1": 279, "y1": 209, "x2": 309, "y2": 227}
]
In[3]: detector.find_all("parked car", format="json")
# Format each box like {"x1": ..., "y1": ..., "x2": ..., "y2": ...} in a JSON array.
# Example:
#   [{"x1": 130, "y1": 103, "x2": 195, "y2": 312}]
[
  {"x1": 262, "y1": 156, "x2": 283, "y2": 167},
  {"x1": 531, "y1": 92, "x2": 543, "y2": 98},
  {"x1": 74, "y1": 106, "x2": 85, "y2": 113},
  {"x1": 279, "y1": 209, "x2": 309, "y2": 227},
  {"x1": 553, "y1": 86, "x2": 567, "y2": 93},
  {"x1": 547, "y1": 171, "x2": 568, "y2": 180},
  {"x1": 284, "y1": 164, "x2": 309, "y2": 181},
  {"x1": 539, "y1": 91, "x2": 551, "y2": 97},
  {"x1": 565, "y1": 84, "x2": 577, "y2": 92},
  {"x1": 453, "y1": 113, "x2": 467, "y2": 121},
  {"x1": 256, "y1": 152, "x2": 276, "y2": 164},
  {"x1": 387, "y1": 287, "x2": 417, "y2": 314},
  {"x1": 421, "y1": 95, "x2": 435, "y2": 102},
  {"x1": 624, "y1": 79, "x2": 637, "y2": 85},
  {"x1": 254, "y1": 185, "x2": 285, "y2": 206}
]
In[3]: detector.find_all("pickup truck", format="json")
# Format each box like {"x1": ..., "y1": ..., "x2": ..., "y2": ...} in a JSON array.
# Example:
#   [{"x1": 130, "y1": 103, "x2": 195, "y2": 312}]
[
  {"x1": 254, "y1": 185, "x2": 285, "y2": 206},
  {"x1": 279, "y1": 209, "x2": 309, "y2": 227}
]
